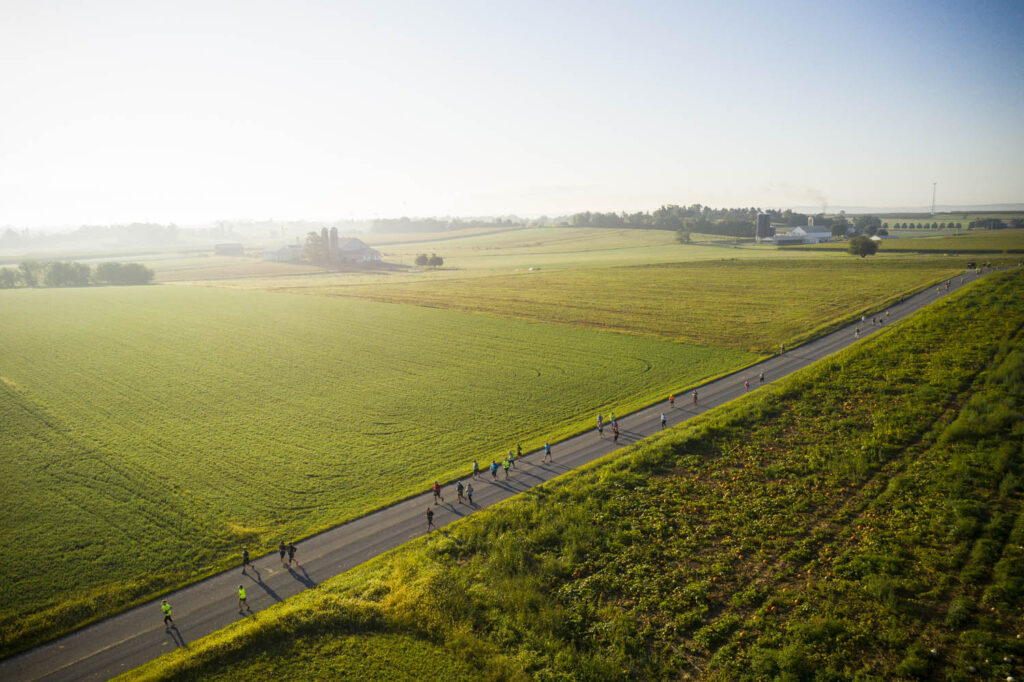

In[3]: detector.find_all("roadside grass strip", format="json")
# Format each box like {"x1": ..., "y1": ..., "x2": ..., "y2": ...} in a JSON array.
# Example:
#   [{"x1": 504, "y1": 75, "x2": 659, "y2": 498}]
[{"x1": 120, "y1": 270, "x2": 1024, "y2": 680}]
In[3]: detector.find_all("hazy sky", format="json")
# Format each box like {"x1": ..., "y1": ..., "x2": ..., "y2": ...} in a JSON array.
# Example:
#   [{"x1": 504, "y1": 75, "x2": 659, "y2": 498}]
[{"x1": 2, "y1": 0, "x2": 1022, "y2": 226}]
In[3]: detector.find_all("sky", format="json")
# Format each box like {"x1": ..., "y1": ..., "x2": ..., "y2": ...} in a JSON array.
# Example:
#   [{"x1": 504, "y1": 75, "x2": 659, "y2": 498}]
[{"x1": 1, "y1": 0, "x2": 1022, "y2": 227}]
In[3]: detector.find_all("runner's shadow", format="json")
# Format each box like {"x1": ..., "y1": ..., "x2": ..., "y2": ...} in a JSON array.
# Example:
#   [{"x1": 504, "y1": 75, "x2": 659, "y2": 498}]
[
  {"x1": 488, "y1": 480, "x2": 518, "y2": 493},
  {"x1": 287, "y1": 564, "x2": 316, "y2": 588},
  {"x1": 250, "y1": 575, "x2": 283, "y2": 602},
  {"x1": 510, "y1": 468, "x2": 547, "y2": 484},
  {"x1": 166, "y1": 625, "x2": 187, "y2": 648},
  {"x1": 534, "y1": 462, "x2": 571, "y2": 474}
]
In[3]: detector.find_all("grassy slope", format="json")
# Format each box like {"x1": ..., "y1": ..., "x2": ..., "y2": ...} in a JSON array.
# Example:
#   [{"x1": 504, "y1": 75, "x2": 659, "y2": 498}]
[
  {"x1": 270, "y1": 259, "x2": 960, "y2": 352},
  {"x1": 122, "y1": 270, "x2": 1024, "y2": 681},
  {"x1": 0, "y1": 285, "x2": 751, "y2": 656}
]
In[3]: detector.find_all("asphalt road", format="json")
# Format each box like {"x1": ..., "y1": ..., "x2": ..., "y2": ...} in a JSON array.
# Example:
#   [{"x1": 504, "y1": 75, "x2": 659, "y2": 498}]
[{"x1": 1, "y1": 270, "x2": 984, "y2": 681}]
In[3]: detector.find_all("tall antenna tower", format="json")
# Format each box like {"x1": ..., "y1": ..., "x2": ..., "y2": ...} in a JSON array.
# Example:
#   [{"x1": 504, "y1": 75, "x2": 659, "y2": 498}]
[{"x1": 931, "y1": 182, "x2": 937, "y2": 215}]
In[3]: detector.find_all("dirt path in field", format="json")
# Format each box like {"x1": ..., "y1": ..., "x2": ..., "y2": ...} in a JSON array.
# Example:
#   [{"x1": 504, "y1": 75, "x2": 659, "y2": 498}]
[{"x1": 0, "y1": 271, "x2": 993, "y2": 682}]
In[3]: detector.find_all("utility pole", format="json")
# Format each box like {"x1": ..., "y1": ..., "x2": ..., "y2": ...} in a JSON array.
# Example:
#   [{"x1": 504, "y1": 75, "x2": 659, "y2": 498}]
[{"x1": 931, "y1": 182, "x2": 937, "y2": 216}]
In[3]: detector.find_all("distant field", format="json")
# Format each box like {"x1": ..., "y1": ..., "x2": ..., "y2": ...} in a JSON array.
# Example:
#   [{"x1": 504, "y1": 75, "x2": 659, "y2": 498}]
[
  {"x1": 785, "y1": 229, "x2": 1024, "y2": 254},
  {"x1": 268, "y1": 259, "x2": 961, "y2": 352},
  {"x1": 369, "y1": 227, "x2": 801, "y2": 270},
  {"x1": 363, "y1": 226, "x2": 525, "y2": 245},
  {"x1": 879, "y1": 212, "x2": 1024, "y2": 231},
  {"x1": 150, "y1": 256, "x2": 324, "y2": 282},
  {"x1": 122, "y1": 269, "x2": 1024, "y2": 682},
  {"x1": 0, "y1": 285, "x2": 753, "y2": 655}
]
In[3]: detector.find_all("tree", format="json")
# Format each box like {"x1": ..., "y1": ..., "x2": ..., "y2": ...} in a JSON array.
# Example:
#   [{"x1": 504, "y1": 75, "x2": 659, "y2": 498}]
[
  {"x1": 94, "y1": 262, "x2": 154, "y2": 285},
  {"x1": 304, "y1": 231, "x2": 327, "y2": 264},
  {"x1": 854, "y1": 215, "x2": 881, "y2": 236},
  {"x1": 0, "y1": 267, "x2": 17, "y2": 288},
  {"x1": 676, "y1": 230, "x2": 691, "y2": 244},
  {"x1": 44, "y1": 261, "x2": 91, "y2": 287},
  {"x1": 18, "y1": 261, "x2": 42, "y2": 287},
  {"x1": 414, "y1": 253, "x2": 429, "y2": 266},
  {"x1": 427, "y1": 253, "x2": 444, "y2": 267},
  {"x1": 848, "y1": 235, "x2": 879, "y2": 258}
]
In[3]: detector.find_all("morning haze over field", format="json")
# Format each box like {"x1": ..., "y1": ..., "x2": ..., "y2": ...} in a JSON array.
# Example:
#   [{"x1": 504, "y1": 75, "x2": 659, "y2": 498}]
[{"x1": 1, "y1": 1, "x2": 1024, "y2": 681}]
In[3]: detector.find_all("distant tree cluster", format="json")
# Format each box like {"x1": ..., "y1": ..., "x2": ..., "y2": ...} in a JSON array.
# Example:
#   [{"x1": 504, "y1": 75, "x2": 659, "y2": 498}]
[
  {"x1": 848, "y1": 235, "x2": 879, "y2": 258},
  {"x1": 564, "y1": 204, "x2": 764, "y2": 237},
  {"x1": 414, "y1": 253, "x2": 444, "y2": 267},
  {"x1": 0, "y1": 261, "x2": 154, "y2": 288}
]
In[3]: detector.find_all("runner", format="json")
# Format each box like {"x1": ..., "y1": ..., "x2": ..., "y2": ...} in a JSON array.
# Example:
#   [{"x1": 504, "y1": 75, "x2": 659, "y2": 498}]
[
  {"x1": 161, "y1": 600, "x2": 173, "y2": 629},
  {"x1": 456, "y1": 480, "x2": 465, "y2": 504},
  {"x1": 692, "y1": 390, "x2": 698, "y2": 406},
  {"x1": 472, "y1": 460, "x2": 479, "y2": 479},
  {"x1": 508, "y1": 450, "x2": 516, "y2": 469},
  {"x1": 241, "y1": 547, "x2": 250, "y2": 574},
  {"x1": 598, "y1": 422, "x2": 604, "y2": 437},
  {"x1": 661, "y1": 413, "x2": 667, "y2": 428},
  {"x1": 287, "y1": 543, "x2": 297, "y2": 565},
  {"x1": 855, "y1": 327, "x2": 860, "y2": 339},
  {"x1": 744, "y1": 380, "x2": 750, "y2": 392},
  {"x1": 886, "y1": 310, "x2": 890, "y2": 319},
  {"x1": 433, "y1": 480, "x2": 444, "y2": 504},
  {"x1": 238, "y1": 585, "x2": 249, "y2": 612},
  {"x1": 426, "y1": 507, "x2": 434, "y2": 531},
  {"x1": 490, "y1": 460, "x2": 498, "y2": 480},
  {"x1": 669, "y1": 394, "x2": 675, "y2": 408},
  {"x1": 759, "y1": 371, "x2": 765, "y2": 385},
  {"x1": 613, "y1": 422, "x2": 620, "y2": 443},
  {"x1": 516, "y1": 443, "x2": 522, "y2": 458},
  {"x1": 597, "y1": 413, "x2": 603, "y2": 429},
  {"x1": 278, "y1": 541, "x2": 286, "y2": 565},
  {"x1": 543, "y1": 442, "x2": 552, "y2": 462},
  {"x1": 780, "y1": 342, "x2": 786, "y2": 354},
  {"x1": 503, "y1": 458, "x2": 510, "y2": 478},
  {"x1": 466, "y1": 483, "x2": 474, "y2": 505}
]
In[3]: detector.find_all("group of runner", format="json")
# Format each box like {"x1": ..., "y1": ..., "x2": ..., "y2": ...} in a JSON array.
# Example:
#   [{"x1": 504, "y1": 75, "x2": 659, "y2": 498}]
[
  {"x1": 163, "y1": 542, "x2": 300, "y2": 627},
  {"x1": 595, "y1": 413, "x2": 622, "y2": 441},
  {"x1": 427, "y1": 442, "x2": 555, "y2": 530}
]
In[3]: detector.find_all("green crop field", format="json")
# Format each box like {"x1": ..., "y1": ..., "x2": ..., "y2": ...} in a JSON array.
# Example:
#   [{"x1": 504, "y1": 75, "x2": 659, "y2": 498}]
[
  {"x1": 0, "y1": 284, "x2": 753, "y2": 656},
  {"x1": 258, "y1": 259, "x2": 960, "y2": 352},
  {"x1": 121, "y1": 269, "x2": 1024, "y2": 681}
]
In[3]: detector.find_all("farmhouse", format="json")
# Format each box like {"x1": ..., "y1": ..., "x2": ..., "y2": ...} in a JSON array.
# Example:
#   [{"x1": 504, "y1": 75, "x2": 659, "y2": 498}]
[
  {"x1": 787, "y1": 225, "x2": 833, "y2": 244},
  {"x1": 332, "y1": 237, "x2": 382, "y2": 263}
]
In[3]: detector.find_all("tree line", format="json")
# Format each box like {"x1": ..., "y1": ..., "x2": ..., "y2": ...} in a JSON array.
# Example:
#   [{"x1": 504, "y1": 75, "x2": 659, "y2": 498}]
[
  {"x1": 563, "y1": 205, "x2": 883, "y2": 239},
  {"x1": 883, "y1": 219, "x2": 1022, "y2": 230},
  {"x1": 0, "y1": 261, "x2": 154, "y2": 288}
]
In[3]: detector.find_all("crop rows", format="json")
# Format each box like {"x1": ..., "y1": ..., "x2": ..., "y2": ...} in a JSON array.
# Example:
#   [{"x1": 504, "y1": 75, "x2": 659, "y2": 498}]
[{"x1": 296, "y1": 258, "x2": 960, "y2": 351}]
